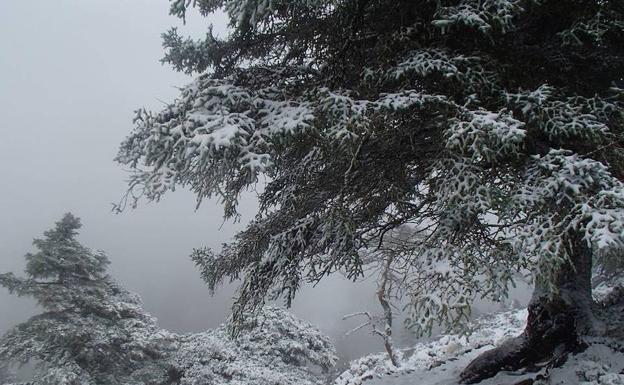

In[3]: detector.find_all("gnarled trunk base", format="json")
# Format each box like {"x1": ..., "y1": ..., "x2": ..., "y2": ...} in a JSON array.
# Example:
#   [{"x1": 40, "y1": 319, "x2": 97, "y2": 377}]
[
  {"x1": 460, "y1": 297, "x2": 588, "y2": 384},
  {"x1": 460, "y1": 233, "x2": 594, "y2": 384}
]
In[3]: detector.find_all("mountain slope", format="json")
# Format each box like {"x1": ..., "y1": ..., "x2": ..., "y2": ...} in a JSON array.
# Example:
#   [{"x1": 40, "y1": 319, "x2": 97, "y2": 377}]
[{"x1": 337, "y1": 288, "x2": 624, "y2": 385}]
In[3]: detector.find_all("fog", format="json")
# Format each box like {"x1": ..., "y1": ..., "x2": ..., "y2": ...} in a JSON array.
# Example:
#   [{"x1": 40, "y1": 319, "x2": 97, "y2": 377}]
[
  {"x1": 0, "y1": 0, "x2": 389, "y2": 364},
  {"x1": 0, "y1": 0, "x2": 531, "y2": 367}
]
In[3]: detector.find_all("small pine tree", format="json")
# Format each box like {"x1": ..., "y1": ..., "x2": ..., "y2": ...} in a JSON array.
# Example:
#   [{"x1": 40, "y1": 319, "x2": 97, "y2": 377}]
[{"x1": 0, "y1": 214, "x2": 175, "y2": 385}]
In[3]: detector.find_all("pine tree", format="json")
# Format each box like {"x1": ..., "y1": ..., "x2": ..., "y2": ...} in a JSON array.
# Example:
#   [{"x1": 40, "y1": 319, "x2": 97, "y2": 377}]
[
  {"x1": 117, "y1": 1, "x2": 624, "y2": 381},
  {"x1": 0, "y1": 214, "x2": 175, "y2": 385}
]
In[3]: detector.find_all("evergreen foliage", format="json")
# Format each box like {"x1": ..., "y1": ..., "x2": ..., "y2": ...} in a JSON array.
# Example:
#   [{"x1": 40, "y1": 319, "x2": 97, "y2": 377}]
[
  {"x1": 0, "y1": 214, "x2": 175, "y2": 385},
  {"x1": 0, "y1": 214, "x2": 336, "y2": 385},
  {"x1": 117, "y1": 0, "x2": 624, "y2": 379},
  {"x1": 120, "y1": 0, "x2": 622, "y2": 322},
  {"x1": 171, "y1": 306, "x2": 336, "y2": 385}
]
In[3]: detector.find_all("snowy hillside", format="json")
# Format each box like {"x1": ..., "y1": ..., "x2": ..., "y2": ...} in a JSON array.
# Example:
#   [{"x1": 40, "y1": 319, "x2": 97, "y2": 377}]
[
  {"x1": 335, "y1": 309, "x2": 527, "y2": 385},
  {"x1": 336, "y1": 289, "x2": 624, "y2": 385}
]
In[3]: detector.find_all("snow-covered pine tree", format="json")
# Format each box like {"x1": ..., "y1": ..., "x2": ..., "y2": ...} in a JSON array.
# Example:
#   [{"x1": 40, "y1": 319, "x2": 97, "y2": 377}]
[
  {"x1": 0, "y1": 214, "x2": 175, "y2": 385},
  {"x1": 117, "y1": 1, "x2": 624, "y2": 382}
]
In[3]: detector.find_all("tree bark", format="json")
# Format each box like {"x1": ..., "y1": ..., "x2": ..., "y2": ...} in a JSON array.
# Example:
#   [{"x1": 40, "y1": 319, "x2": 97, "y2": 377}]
[
  {"x1": 459, "y1": 232, "x2": 594, "y2": 384},
  {"x1": 377, "y1": 253, "x2": 400, "y2": 367}
]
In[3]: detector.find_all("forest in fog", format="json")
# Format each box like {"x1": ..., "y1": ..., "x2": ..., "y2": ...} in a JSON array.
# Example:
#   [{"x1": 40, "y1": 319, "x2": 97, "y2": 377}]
[{"x1": 1, "y1": 1, "x2": 624, "y2": 384}]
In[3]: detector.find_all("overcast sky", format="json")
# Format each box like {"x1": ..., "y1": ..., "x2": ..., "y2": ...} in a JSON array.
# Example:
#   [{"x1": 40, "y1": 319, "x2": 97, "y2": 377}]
[
  {"x1": 0, "y1": 0, "x2": 389, "y2": 363},
  {"x1": 0, "y1": 1, "x2": 532, "y2": 367}
]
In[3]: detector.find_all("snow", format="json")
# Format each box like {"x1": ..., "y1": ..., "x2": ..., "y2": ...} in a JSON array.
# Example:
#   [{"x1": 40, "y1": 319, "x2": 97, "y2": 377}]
[
  {"x1": 336, "y1": 302, "x2": 624, "y2": 385},
  {"x1": 547, "y1": 342, "x2": 624, "y2": 385},
  {"x1": 0, "y1": 215, "x2": 336, "y2": 385},
  {"x1": 119, "y1": 5, "x2": 624, "y2": 384},
  {"x1": 335, "y1": 309, "x2": 527, "y2": 385},
  {"x1": 446, "y1": 108, "x2": 526, "y2": 162},
  {"x1": 390, "y1": 50, "x2": 459, "y2": 79},
  {"x1": 432, "y1": 0, "x2": 524, "y2": 34}
]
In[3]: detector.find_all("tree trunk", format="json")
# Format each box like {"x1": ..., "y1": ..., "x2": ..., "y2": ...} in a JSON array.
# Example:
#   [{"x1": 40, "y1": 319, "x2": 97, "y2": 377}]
[
  {"x1": 378, "y1": 253, "x2": 400, "y2": 367},
  {"x1": 459, "y1": 232, "x2": 594, "y2": 384}
]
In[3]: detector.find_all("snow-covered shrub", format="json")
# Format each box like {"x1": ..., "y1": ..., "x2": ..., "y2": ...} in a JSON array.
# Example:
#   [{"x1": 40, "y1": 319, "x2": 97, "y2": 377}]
[{"x1": 170, "y1": 306, "x2": 337, "y2": 385}]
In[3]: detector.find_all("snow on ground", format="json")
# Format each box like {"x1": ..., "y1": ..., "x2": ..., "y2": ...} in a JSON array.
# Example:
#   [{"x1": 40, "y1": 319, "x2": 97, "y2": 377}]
[
  {"x1": 335, "y1": 303, "x2": 624, "y2": 385},
  {"x1": 335, "y1": 309, "x2": 527, "y2": 385}
]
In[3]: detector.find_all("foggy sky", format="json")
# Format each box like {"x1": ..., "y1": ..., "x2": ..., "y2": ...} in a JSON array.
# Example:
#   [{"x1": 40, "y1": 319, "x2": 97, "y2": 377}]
[
  {"x1": 0, "y1": 1, "x2": 531, "y2": 366},
  {"x1": 0, "y1": 0, "x2": 384, "y2": 363}
]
